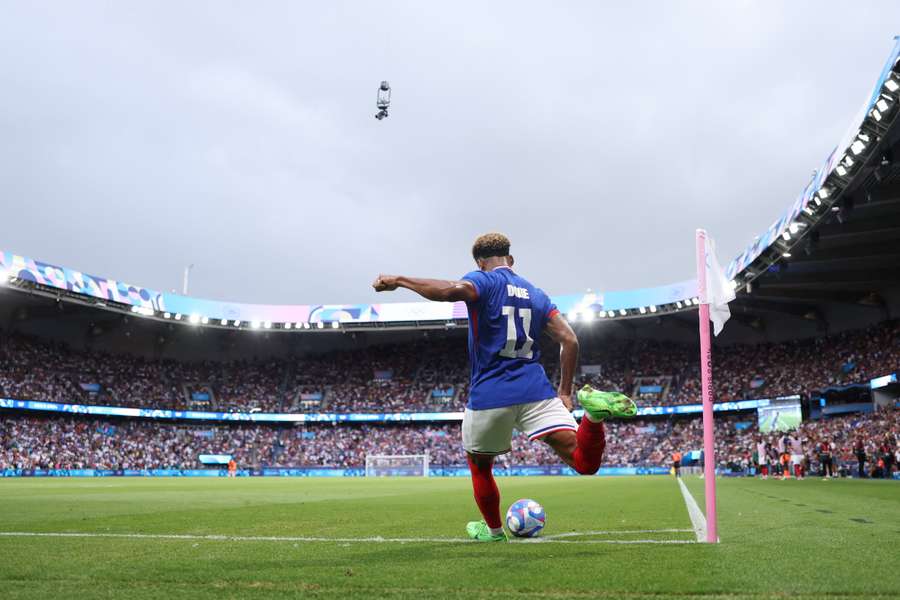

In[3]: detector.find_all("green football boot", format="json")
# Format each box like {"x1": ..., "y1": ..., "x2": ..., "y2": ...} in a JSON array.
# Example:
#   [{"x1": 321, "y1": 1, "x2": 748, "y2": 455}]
[
  {"x1": 576, "y1": 385, "x2": 637, "y2": 421},
  {"x1": 466, "y1": 520, "x2": 508, "y2": 542}
]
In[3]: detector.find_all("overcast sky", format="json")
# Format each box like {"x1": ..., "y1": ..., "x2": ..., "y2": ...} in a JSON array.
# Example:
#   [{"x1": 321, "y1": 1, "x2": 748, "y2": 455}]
[{"x1": 2, "y1": 2, "x2": 898, "y2": 306}]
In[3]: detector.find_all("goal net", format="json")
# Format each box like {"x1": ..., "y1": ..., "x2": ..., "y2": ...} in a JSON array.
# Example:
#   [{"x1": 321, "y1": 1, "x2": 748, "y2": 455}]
[{"x1": 365, "y1": 454, "x2": 429, "y2": 477}]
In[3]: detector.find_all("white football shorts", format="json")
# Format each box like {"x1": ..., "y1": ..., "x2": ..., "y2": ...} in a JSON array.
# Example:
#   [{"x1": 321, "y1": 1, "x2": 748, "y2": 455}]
[{"x1": 462, "y1": 398, "x2": 578, "y2": 455}]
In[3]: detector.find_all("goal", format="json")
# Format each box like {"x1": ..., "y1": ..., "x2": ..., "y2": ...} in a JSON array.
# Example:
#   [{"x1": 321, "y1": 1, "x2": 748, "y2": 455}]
[{"x1": 365, "y1": 454, "x2": 430, "y2": 477}]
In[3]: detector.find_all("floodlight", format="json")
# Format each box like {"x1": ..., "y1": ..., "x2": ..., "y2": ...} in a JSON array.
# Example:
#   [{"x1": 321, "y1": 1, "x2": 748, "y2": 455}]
[
  {"x1": 819, "y1": 187, "x2": 830, "y2": 199},
  {"x1": 233, "y1": 320, "x2": 241, "y2": 327},
  {"x1": 607, "y1": 310, "x2": 615, "y2": 318},
  {"x1": 583, "y1": 310, "x2": 595, "y2": 321},
  {"x1": 649, "y1": 305, "x2": 657, "y2": 313},
  {"x1": 789, "y1": 222, "x2": 800, "y2": 234},
  {"x1": 251, "y1": 320, "x2": 261, "y2": 329},
  {"x1": 782, "y1": 231, "x2": 791, "y2": 241},
  {"x1": 200, "y1": 316, "x2": 209, "y2": 325},
  {"x1": 850, "y1": 140, "x2": 866, "y2": 155},
  {"x1": 639, "y1": 306, "x2": 647, "y2": 314},
  {"x1": 783, "y1": 252, "x2": 792, "y2": 257},
  {"x1": 885, "y1": 78, "x2": 899, "y2": 93},
  {"x1": 163, "y1": 312, "x2": 171, "y2": 319},
  {"x1": 188, "y1": 314, "x2": 200, "y2": 325},
  {"x1": 567, "y1": 311, "x2": 578, "y2": 322},
  {"x1": 263, "y1": 321, "x2": 272, "y2": 329},
  {"x1": 835, "y1": 165, "x2": 848, "y2": 177},
  {"x1": 284, "y1": 322, "x2": 293, "y2": 329},
  {"x1": 331, "y1": 321, "x2": 340, "y2": 329},
  {"x1": 676, "y1": 301, "x2": 683, "y2": 309},
  {"x1": 174, "y1": 313, "x2": 182, "y2": 321},
  {"x1": 220, "y1": 319, "x2": 228, "y2": 326},
  {"x1": 317, "y1": 322, "x2": 324, "y2": 329},
  {"x1": 618, "y1": 309, "x2": 627, "y2": 316}
]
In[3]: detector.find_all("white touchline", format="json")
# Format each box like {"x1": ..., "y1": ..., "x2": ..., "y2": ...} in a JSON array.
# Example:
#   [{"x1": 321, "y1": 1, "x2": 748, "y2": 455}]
[
  {"x1": 0, "y1": 532, "x2": 474, "y2": 544},
  {"x1": 0, "y1": 531, "x2": 695, "y2": 545},
  {"x1": 677, "y1": 477, "x2": 708, "y2": 543}
]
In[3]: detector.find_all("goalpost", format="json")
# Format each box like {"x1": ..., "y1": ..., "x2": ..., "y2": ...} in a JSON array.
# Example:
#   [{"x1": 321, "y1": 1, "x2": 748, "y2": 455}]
[{"x1": 365, "y1": 454, "x2": 430, "y2": 477}]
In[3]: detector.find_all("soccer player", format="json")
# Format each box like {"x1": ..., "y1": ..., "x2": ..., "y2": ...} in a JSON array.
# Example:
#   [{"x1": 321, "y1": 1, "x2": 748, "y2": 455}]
[
  {"x1": 373, "y1": 232, "x2": 636, "y2": 542},
  {"x1": 818, "y1": 439, "x2": 834, "y2": 479},
  {"x1": 756, "y1": 438, "x2": 768, "y2": 479},
  {"x1": 227, "y1": 458, "x2": 237, "y2": 478},
  {"x1": 790, "y1": 435, "x2": 804, "y2": 480}
]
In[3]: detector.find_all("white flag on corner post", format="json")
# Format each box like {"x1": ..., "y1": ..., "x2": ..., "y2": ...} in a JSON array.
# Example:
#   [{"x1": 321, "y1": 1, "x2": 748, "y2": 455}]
[{"x1": 704, "y1": 235, "x2": 735, "y2": 336}]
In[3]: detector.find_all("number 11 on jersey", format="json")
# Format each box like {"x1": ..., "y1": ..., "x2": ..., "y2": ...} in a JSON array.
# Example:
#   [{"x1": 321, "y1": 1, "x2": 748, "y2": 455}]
[{"x1": 499, "y1": 306, "x2": 534, "y2": 359}]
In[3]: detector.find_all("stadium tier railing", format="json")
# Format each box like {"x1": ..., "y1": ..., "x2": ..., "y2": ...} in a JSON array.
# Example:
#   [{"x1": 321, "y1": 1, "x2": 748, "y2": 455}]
[{"x1": 0, "y1": 466, "x2": 673, "y2": 478}]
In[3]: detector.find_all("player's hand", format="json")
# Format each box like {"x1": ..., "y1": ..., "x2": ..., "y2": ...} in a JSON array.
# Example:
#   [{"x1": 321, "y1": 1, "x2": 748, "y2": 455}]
[
  {"x1": 373, "y1": 274, "x2": 399, "y2": 292},
  {"x1": 559, "y1": 392, "x2": 574, "y2": 412}
]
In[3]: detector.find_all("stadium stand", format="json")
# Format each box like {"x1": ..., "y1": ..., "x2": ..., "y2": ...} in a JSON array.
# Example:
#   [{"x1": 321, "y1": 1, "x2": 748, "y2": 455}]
[
  {"x1": 1, "y1": 410, "x2": 896, "y2": 475},
  {"x1": 0, "y1": 320, "x2": 896, "y2": 413}
]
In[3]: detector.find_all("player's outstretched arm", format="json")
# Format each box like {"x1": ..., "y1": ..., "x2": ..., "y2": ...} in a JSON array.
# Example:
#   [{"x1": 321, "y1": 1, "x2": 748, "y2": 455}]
[
  {"x1": 545, "y1": 313, "x2": 579, "y2": 411},
  {"x1": 372, "y1": 274, "x2": 478, "y2": 303}
]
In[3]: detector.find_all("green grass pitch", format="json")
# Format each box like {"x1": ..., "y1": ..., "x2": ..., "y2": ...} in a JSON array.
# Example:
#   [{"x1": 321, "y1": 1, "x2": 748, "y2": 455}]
[{"x1": 0, "y1": 476, "x2": 897, "y2": 599}]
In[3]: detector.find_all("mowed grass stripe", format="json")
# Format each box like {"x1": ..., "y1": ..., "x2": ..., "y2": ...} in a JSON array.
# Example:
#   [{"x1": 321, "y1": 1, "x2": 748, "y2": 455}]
[{"x1": 0, "y1": 477, "x2": 691, "y2": 537}]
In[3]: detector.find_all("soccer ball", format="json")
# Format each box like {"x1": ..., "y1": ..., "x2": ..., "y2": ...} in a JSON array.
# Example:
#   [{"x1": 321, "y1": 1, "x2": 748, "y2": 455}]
[{"x1": 505, "y1": 498, "x2": 545, "y2": 538}]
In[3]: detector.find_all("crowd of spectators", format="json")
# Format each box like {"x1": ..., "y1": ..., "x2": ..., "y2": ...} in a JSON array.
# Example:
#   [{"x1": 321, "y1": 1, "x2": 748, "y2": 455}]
[
  {"x1": 2, "y1": 408, "x2": 896, "y2": 476},
  {"x1": 709, "y1": 408, "x2": 900, "y2": 478},
  {"x1": 569, "y1": 320, "x2": 899, "y2": 406},
  {"x1": 0, "y1": 320, "x2": 896, "y2": 413}
]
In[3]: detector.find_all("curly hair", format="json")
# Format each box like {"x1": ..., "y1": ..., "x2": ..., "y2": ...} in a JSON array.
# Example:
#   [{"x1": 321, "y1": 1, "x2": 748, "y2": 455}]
[{"x1": 471, "y1": 232, "x2": 511, "y2": 261}]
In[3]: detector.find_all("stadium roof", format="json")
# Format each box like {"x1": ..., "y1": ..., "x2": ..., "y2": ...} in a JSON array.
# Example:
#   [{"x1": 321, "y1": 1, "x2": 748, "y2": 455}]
[
  {"x1": 1, "y1": 40, "x2": 899, "y2": 344},
  {"x1": 662, "y1": 148, "x2": 900, "y2": 341}
]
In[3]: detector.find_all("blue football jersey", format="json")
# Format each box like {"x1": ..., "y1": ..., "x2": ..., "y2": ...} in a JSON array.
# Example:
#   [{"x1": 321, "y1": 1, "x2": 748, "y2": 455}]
[{"x1": 461, "y1": 266, "x2": 559, "y2": 410}]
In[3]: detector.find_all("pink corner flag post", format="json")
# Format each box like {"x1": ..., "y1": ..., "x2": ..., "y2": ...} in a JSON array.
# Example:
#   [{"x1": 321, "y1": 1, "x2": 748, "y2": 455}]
[{"x1": 695, "y1": 229, "x2": 719, "y2": 543}]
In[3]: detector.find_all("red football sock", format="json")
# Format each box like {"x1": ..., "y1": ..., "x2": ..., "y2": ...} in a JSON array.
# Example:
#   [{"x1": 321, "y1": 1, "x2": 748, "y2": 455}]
[
  {"x1": 467, "y1": 455, "x2": 502, "y2": 529},
  {"x1": 572, "y1": 417, "x2": 606, "y2": 475}
]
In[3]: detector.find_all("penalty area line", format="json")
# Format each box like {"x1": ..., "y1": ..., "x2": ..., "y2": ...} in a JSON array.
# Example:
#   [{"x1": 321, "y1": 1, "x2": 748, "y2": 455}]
[{"x1": 0, "y1": 531, "x2": 694, "y2": 545}]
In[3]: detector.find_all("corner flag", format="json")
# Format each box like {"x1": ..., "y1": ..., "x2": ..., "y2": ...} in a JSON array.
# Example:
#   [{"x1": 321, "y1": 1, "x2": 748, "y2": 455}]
[
  {"x1": 703, "y1": 235, "x2": 735, "y2": 336},
  {"x1": 694, "y1": 229, "x2": 727, "y2": 543}
]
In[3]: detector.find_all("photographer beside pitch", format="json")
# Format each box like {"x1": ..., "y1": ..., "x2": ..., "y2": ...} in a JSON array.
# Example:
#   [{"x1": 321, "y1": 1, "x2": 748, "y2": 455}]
[{"x1": 373, "y1": 232, "x2": 636, "y2": 541}]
